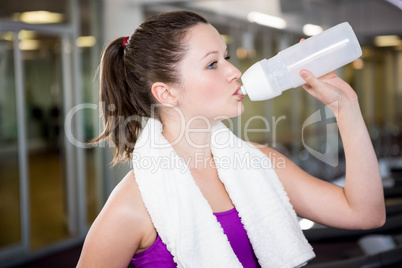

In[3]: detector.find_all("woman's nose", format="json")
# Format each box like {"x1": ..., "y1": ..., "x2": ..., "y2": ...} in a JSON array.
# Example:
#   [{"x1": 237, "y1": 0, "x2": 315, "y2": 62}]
[{"x1": 226, "y1": 62, "x2": 242, "y2": 82}]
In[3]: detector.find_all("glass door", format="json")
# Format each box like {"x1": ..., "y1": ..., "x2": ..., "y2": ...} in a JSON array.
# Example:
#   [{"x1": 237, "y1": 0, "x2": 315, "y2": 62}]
[
  {"x1": 0, "y1": 24, "x2": 85, "y2": 265},
  {"x1": 0, "y1": 31, "x2": 24, "y2": 256},
  {"x1": 23, "y1": 31, "x2": 72, "y2": 250}
]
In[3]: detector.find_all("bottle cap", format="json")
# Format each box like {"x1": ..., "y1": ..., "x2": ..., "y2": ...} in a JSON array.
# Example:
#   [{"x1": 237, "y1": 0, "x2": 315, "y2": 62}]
[{"x1": 241, "y1": 60, "x2": 283, "y2": 101}]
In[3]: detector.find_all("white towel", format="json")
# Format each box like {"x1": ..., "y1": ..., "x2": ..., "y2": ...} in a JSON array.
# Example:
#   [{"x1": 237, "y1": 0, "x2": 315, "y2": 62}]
[{"x1": 133, "y1": 118, "x2": 315, "y2": 267}]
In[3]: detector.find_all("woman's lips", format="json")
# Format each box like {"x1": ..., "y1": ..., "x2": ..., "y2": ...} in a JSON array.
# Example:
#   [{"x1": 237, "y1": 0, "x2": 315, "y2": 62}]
[{"x1": 234, "y1": 89, "x2": 244, "y2": 100}]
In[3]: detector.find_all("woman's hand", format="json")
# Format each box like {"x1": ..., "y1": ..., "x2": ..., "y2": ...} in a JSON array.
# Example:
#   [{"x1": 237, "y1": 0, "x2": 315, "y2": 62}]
[
  {"x1": 298, "y1": 37, "x2": 358, "y2": 112},
  {"x1": 299, "y1": 69, "x2": 358, "y2": 112},
  {"x1": 287, "y1": 50, "x2": 385, "y2": 230}
]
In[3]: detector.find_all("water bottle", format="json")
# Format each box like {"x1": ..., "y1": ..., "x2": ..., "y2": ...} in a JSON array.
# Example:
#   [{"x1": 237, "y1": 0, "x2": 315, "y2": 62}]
[{"x1": 240, "y1": 22, "x2": 362, "y2": 101}]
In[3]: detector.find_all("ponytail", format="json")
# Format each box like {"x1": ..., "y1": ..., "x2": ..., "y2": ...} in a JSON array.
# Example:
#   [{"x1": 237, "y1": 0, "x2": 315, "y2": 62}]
[{"x1": 92, "y1": 37, "x2": 148, "y2": 166}]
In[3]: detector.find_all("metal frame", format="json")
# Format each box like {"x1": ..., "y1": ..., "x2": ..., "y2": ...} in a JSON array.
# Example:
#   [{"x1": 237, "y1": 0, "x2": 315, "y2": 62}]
[
  {"x1": 61, "y1": 33, "x2": 78, "y2": 236},
  {"x1": 13, "y1": 32, "x2": 30, "y2": 255},
  {"x1": 69, "y1": 0, "x2": 87, "y2": 234},
  {"x1": 0, "y1": 0, "x2": 87, "y2": 263},
  {"x1": 0, "y1": 30, "x2": 30, "y2": 265}
]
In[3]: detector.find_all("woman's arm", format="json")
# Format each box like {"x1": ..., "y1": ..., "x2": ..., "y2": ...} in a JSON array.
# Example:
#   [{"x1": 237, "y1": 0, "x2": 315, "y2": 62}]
[
  {"x1": 77, "y1": 171, "x2": 151, "y2": 267},
  {"x1": 261, "y1": 70, "x2": 385, "y2": 230}
]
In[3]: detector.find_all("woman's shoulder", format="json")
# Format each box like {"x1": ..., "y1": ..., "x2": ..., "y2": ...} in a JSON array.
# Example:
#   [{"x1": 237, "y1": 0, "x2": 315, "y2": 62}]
[
  {"x1": 100, "y1": 170, "x2": 151, "y2": 229},
  {"x1": 78, "y1": 170, "x2": 154, "y2": 267},
  {"x1": 92, "y1": 169, "x2": 152, "y2": 236}
]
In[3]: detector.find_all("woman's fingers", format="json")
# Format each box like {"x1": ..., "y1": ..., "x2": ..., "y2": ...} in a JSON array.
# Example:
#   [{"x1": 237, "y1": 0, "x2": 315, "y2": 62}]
[
  {"x1": 320, "y1": 71, "x2": 337, "y2": 80},
  {"x1": 299, "y1": 69, "x2": 339, "y2": 105},
  {"x1": 299, "y1": 69, "x2": 357, "y2": 108},
  {"x1": 300, "y1": 69, "x2": 321, "y2": 88}
]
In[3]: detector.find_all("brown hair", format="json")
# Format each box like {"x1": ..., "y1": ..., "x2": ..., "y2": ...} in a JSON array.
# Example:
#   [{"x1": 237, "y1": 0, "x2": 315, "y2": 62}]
[{"x1": 92, "y1": 11, "x2": 208, "y2": 165}]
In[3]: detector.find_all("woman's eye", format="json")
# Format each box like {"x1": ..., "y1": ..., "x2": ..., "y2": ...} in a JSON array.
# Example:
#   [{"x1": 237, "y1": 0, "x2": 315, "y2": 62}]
[
  {"x1": 207, "y1": 56, "x2": 230, "y2": 69},
  {"x1": 207, "y1": 61, "x2": 217, "y2": 69}
]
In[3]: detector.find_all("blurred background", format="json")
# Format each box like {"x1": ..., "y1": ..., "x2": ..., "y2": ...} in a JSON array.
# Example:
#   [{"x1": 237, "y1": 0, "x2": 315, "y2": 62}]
[{"x1": 0, "y1": 0, "x2": 401, "y2": 267}]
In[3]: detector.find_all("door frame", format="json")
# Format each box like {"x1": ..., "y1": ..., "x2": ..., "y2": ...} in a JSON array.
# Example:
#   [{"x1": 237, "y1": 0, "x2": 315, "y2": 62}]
[{"x1": 0, "y1": 18, "x2": 86, "y2": 265}]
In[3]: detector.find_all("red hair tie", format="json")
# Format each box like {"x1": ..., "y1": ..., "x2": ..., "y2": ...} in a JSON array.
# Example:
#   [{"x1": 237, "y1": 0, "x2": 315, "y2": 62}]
[{"x1": 122, "y1": 36, "x2": 130, "y2": 48}]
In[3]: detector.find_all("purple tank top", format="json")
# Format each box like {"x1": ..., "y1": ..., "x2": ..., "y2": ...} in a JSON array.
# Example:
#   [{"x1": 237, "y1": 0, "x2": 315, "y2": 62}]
[{"x1": 131, "y1": 207, "x2": 260, "y2": 267}]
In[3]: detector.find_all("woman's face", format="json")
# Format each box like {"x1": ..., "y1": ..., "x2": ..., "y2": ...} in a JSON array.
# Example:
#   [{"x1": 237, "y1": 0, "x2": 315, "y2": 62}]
[{"x1": 175, "y1": 23, "x2": 243, "y2": 123}]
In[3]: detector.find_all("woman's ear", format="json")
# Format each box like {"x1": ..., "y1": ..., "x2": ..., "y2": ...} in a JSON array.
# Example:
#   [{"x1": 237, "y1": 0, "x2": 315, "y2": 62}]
[{"x1": 151, "y1": 82, "x2": 178, "y2": 106}]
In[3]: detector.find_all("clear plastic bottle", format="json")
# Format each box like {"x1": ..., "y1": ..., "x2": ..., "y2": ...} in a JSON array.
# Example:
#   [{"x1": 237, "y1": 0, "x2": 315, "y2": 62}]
[{"x1": 240, "y1": 22, "x2": 362, "y2": 101}]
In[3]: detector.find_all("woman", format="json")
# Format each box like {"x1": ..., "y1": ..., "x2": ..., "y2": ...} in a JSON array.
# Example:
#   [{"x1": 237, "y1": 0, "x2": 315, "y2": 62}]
[{"x1": 77, "y1": 11, "x2": 385, "y2": 268}]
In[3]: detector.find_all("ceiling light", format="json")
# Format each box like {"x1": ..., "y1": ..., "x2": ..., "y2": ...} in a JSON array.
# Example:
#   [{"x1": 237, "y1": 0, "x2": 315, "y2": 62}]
[
  {"x1": 303, "y1": 24, "x2": 323, "y2": 36},
  {"x1": 19, "y1": 40, "x2": 40, "y2": 50},
  {"x1": 247, "y1": 12, "x2": 287, "y2": 30},
  {"x1": 18, "y1": 30, "x2": 37, "y2": 40},
  {"x1": 76, "y1": 36, "x2": 96, "y2": 47},
  {"x1": 374, "y1": 35, "x2": 400, "y2": 47},
  {"x1": 16, "y1": 11, "x2": 64, "y2": 24}
]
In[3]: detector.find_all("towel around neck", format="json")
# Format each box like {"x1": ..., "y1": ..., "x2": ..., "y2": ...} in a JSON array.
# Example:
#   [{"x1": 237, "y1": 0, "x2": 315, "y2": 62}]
[{"x1": 133, "y1": 118, "x2": 315, "y2": 267}]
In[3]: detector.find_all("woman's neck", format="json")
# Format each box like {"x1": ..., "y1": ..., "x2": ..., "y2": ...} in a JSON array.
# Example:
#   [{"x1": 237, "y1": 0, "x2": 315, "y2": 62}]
[{"x1": 162, "y1": 117, "x2": 215, "y2": 169}]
